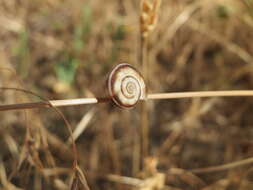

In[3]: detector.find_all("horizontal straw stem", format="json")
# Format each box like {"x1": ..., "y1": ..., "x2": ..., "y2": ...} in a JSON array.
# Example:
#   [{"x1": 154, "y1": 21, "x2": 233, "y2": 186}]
[
  {"x1": 147, "y1": 90, "x2": 253, "y2": 100},
  {"x1": 0, "y1": 101, "x2": 49, "y2": 111},
  {"x1": 1, "y1": 90, "x2": 253, "y2": 111},
  {"x1": 0, "y1": 98, "x2": 101, "y2": 111},
  {"x1": 50, "y1": 98, "x2": 98, "y2": 107}
]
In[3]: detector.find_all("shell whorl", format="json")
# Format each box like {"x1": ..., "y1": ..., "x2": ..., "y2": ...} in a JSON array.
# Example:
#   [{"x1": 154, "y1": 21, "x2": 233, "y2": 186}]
[{"x1": 108, "y1": 64, "x2": 146, "y2": 108}]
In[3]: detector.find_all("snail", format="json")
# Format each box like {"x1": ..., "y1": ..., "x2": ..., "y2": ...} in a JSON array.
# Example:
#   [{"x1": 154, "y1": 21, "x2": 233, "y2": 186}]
[{"x1": 107, "y1": 63, "x2": 146, "y2": 108}]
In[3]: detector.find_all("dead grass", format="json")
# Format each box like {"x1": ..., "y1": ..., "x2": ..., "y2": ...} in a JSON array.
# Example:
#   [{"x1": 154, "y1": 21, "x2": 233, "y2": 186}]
[{"x1": 1, "y1": 0, "x2": 253, "y2": 189}]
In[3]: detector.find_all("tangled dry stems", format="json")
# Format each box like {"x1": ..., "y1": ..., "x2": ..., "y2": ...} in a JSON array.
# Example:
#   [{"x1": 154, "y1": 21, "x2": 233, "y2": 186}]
[{"x1": 0, "y1": 0, "x2": 253, "y2": 189}]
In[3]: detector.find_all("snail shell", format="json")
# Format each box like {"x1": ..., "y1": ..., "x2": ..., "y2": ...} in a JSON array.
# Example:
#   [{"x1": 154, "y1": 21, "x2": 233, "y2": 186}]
[{"x1": 108, "y1": 63, "x2": 146, "y2": 108}]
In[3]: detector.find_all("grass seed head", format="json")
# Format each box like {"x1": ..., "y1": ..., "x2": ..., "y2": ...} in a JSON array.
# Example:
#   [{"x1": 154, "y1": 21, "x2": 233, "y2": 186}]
[{"x1": 140, "y1": 0, "x2": 161, "y2": 39}]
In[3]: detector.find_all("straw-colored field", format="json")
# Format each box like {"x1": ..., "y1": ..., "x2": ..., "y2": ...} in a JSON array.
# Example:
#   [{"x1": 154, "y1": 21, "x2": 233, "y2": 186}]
[{"x1": 0, "y1": 0, "x2": 253, "y2": 189}]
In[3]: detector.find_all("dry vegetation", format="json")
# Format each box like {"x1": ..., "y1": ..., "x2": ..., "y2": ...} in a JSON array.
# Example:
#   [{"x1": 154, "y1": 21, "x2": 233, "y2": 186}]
[{"x1": 1, "y1": 0, "x2": 253, "y2": 189}]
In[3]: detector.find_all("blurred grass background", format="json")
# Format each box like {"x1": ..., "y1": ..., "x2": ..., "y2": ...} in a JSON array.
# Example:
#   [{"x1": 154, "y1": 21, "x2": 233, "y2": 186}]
[{"x1": 1, "y1": 0, "x2": 253, "y2": 189}]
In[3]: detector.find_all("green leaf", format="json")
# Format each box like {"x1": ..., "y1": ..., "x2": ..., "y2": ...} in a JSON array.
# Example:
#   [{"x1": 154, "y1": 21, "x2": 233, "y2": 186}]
[{"x1": 55, "y1": 56, "x2": 80, "y2": 84}]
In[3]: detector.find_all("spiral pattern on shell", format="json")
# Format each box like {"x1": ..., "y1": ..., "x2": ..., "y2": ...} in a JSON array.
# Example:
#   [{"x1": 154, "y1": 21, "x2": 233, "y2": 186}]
[{"x1": 108, "y1": 63, "x2": 146, "y2": 108}]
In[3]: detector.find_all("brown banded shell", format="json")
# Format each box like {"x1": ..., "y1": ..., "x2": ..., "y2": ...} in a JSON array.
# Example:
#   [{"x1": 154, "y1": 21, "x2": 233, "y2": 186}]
[{"x1": 108, "y1": 63, "x2": 146, "y2": 108}]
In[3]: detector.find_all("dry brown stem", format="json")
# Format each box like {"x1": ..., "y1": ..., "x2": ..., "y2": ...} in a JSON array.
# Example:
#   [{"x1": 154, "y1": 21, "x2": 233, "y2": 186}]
[{"x1": 191, "y1": 157, "x2": 253, "y2": 174}]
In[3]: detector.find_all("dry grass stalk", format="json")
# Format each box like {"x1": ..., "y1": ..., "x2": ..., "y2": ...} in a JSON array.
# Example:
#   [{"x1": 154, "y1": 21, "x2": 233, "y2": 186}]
[
  {"x1": 167, "y1": 168, "x2": 206, "y2": 189},
  {"x1": 67, "y1": 108, "x2": 96, "y2": 144},
  {"x1": 147, "y1": 90, "x2": 253, "y2": 100},
  {"x1": 3, "y1": 90, "x2": 253, "y2": 110},
  {"x1": 140, "y1": 0, "x2": 161, "y2": 39},
  {"x1": 139, "y1": 0, "x2": 162, "y2": 171},
  {"x1": 188, "y1": 20, "x2": 253, "y2": 64},
  {"x1": 0, "y1": 97, "x2": 99, "y2": 111},
  {"x1": 1, "y1": 1, "x2": 253, "y2": 189},
  {"x1": 191, "y1": 156, "x2": 253, "y2": 174},
  {"x1": 151, "y1": 1, "x2": 201, "y2": 57},
  {"x1": 0, "y1": 71, "x2": 90, "y2": 189},
  {"x1": 140, "y1": 0, "x2": 161, "y2": 77},
  {"x1": 107, "y1": 158, "x2": 165, "y2": 190}
]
